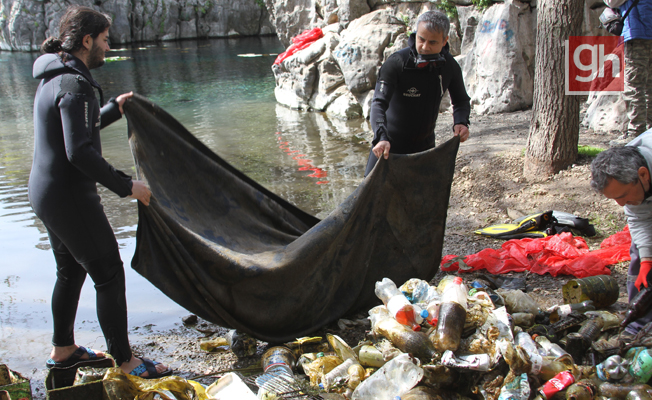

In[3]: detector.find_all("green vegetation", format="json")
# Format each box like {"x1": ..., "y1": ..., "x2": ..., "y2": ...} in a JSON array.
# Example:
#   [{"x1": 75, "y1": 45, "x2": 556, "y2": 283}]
[
  {"x1": 255, "y1": 0, "x2": 265, "y2": 8},
  {"x1": 438, "y1": 0, "x2": 458, "y2": 20},
  {"x1": 472, "y1": 0, "x2": 493, "y2": 11},
  {"x1": 578, "y1": 145, "x2": 604, "y2": 158},
  {"x1": 397, "y1": 13, "x2": 413, "y2": 36}
]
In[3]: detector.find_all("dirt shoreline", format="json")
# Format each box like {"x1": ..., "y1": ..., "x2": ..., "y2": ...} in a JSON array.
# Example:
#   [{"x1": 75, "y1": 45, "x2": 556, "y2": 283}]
[{"x1": 25, "y1": 109, "x2": 632, "y2": 399}]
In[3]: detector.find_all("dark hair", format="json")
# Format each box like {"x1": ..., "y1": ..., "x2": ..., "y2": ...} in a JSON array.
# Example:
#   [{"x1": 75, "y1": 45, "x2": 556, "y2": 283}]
[
  {"x1": 416, "y1": 10, "x2": 450, "y2": 37},
  {"x1": 590, "y1": 146, "x2": 648, "y2": 192},
  {"x1": 41, "y1": 5, "x2": 111, "y2": 54}
]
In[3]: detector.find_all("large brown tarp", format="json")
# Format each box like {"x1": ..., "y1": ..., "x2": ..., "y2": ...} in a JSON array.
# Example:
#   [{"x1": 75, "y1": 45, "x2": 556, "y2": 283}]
[{"x1": 125, "y1": 94, "x2": 459, "y2": 343}]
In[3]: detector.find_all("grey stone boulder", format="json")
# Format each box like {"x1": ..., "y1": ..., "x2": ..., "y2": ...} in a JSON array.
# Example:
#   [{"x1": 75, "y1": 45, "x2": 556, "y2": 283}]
[{"x1": 458, "y1": 0, "x2": 536, "y2": 114}]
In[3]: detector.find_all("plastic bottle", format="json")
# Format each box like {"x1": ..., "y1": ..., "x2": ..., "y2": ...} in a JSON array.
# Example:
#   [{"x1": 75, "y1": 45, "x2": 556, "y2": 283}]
[
  {"x1": 498, "y1": 373, "x2": 530, "y2": 400},
  {"x1": 358, "y1": 345, "x2": 385, "y2": 368},
  {"x1": 534, "y1": 335, "x2": 570, "y2": 358},
  {"x1": 425, "y1": 300, "x2": 441, "y2": 327},
  {"x1": 321, "y1": 358, "x2": 356, "y2": 390},
  {"x1": 539, "y1": 355, "x2": 575, "y2": 382},
  {"x1": 497, "y1": 289, "x2": 542, "y2": 316},
  {"x1": 440, "y1": 350, "x2": 491, "y2": 371},
  {"x1": 351, "y1": 353, "x2": 423, "y2": 400},
  {"x1": 347, "y1": 363, "x2": 366, "y2": 390},
  {"x1": 515, "y1": 332, "x2": 544, "y2": 374},
  {"x1": 549, "y1": 300, "x2": 596, "y2": 324},
  {"x1": 512, "y1": 313, "x2": 535, "y2": 328},
  {"x1": 598, "y1": 382, "x2": 652, "y2": 398},
  {"x1": 369, "y1": 306, "x2": 437, "y2": 362},
  {"x1": 261, "y1": 346, "x2": 296, "y2": 376},
  {"x1": 431, "y1": 277, "x2": 467, "y2": 352},
  {"x1": 625, "y1": 347, "x2": 652, "y2": 384},
  {"x1": 627, "y1": 390, "x2": 652, "y2": 400},
  {"x1": 622, "y1": 287, "x2": 652, "y2": 328},
  {"x1": 375, "y1": 278, "x2": 422, "y2": 331},
  {"x1": 596, "y1": 355, "x2": 630, "y2": 382}
]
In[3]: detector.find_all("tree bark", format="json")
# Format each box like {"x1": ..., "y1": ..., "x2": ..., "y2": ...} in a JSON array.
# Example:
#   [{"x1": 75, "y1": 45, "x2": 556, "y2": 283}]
[{"x1": 524, "y1": 0, "x2": 584, "y2": 181}]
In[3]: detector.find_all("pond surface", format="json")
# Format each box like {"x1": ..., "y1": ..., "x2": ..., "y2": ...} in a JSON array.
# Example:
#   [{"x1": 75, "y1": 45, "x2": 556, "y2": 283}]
[{"x1": 0, "y1": 36, "x2": 370, "y2": 374}]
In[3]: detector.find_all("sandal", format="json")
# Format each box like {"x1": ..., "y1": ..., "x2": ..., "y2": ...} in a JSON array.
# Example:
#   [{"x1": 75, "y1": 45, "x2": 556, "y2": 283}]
[
  {"x1": 46, "y1": 346, "x2": 105, "y2": 369},
  {"x1": 129, "y1": 357, "x2": 173, "y2": 379}
]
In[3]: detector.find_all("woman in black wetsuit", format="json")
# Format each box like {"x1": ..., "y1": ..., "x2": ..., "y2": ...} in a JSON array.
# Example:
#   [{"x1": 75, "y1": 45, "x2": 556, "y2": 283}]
[{"x1": 29, "y1": 5, "x2": 171, "y2": 378}]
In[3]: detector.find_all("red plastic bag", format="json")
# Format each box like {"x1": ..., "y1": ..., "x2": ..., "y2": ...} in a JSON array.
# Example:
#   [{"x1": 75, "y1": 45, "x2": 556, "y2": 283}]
[
  {"x1": 274, "y1": 28, "x2": 324, "y2": 65},
  {"x1": 441, "y1": 227, "x2": 631, "y2": 278}
]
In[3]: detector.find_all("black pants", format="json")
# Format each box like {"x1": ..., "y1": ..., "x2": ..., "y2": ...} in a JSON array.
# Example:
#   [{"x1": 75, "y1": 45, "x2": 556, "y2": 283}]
[
  {"x1": 48, "y1": 228, "x2": 132, "y2": 365},
  {"x1": 626, "y1": 240, "x2": 652, "y2": 334}
]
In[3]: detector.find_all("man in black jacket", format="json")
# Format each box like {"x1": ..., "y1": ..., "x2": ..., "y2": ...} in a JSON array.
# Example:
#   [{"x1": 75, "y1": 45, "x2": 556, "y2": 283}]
[
  {"x1": 365, "y1": 10, "x2": 471, "y2": 176},
  {"x1": 30, "y1": 5, "x2": 170, "y2": 378}
]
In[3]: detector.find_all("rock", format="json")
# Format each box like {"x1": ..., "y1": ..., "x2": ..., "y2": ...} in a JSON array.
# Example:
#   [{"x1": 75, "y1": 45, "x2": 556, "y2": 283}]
[
  {"x1": 264, "y1": 0, "x2": 319, "y2": 47},
  {"x1": 458, "y1": 0, "x2": 536, "y2": 114},
  {"x1": 0, "y1": 0, "x2": 275, "y2": 50},
  {"x1": 326, "y1": 88, "x2": 364, "y2": 120},
  {"x1": 582, "y1": 93, "x2": 627, "y2": 133},
  {"x1": 333, "y1": 9, "x2": 406, "y2": 95}
]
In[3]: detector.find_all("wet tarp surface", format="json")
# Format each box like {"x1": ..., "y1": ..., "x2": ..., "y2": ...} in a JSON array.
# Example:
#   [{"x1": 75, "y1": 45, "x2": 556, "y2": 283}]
[{"x1": 124, "y1": 94, "x2": 459, "y2": 342}]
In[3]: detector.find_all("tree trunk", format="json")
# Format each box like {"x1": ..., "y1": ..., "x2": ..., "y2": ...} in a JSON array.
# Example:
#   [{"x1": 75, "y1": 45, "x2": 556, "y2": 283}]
[{"x1": 524, "y1": 0, "x2": 584, "y2": 181}]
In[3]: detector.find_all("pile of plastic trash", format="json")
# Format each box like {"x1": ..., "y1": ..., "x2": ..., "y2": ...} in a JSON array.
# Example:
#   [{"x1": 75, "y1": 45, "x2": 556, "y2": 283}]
[{"x1": 31, "y1": 273, "x2": 652, "y2": 400}]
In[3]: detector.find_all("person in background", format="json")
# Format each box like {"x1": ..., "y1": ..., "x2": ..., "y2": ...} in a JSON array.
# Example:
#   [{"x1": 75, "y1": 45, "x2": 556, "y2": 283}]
[
  {"x1": 590, "y1": 128, "x2": 652, "y2": 342},
  {"x1": 605, "y1": 0, "x2": 652, "y2": 144},
  {"x1": 365, "y1": 10, "x2": 471, "y2": 176},
  {"x1": 29, "y1": 5, "x2": 171, "y2": 378}
]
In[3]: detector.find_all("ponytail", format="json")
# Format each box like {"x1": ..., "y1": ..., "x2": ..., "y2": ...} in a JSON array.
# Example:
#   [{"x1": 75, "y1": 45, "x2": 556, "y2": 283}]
[{"x1": 41, "y1": 37, "x2": 63, "y2": 54}]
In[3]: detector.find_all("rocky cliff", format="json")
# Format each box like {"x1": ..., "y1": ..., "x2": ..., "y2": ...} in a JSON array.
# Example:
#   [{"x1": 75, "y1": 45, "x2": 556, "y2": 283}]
[
  {"x1": 269, "y1": 0, "x2": 619, "y2": 132},
  {"x1": 0, "y1": 0, "x2": 275, "y2": 51}
]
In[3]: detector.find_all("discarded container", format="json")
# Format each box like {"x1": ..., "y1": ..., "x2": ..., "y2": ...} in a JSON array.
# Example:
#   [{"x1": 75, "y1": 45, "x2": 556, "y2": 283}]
[
  {"x1": 584, "y1": 310, "x2": 623, "y2": 331},
  {"x1": 206, "y1": 372, "x2": 257, "y2": 400},
  {"x1": 199, "y1": 336, "x2": 229, "y2": 352},
  {"x1": 327, "y1": 333, "x2": 357, "y2": 362},
  {"x1": 261, "y1": 346, "x2": 296, "y2": 376},
  {"x1": 625, "y1": 347, "x2": 652, "y2": 384},
  {"x1": 499, "y1": 373, "x2": 530, "y2": 400},
  {"x1": 622, "y1": 287, "x2": 652, "y2": 328},
  {"x1": 538, "y1": 371, "x2": 575, "y2": 400},
  {"x1": 225, "y1": 329, "x2": 258, "y2": 357},
  {"x1": 513, "y1": 313, "x2": 535, "y2": 328},
  {"x1": 534, "y1": 336, "x2": 569, "y2": 358},
  {"x1": 498, "y1": 289, "x2": 541, "y2": 316},
  {"x1": 402, "y1": 386, "x2": 440, "y2": 400},
  {"x1": 562, "y1": 275, "x2": 619, "y2": 309},
  {"x1": 0, "y1": 364, "x2": 32, "y2": 400},
  {"x1": 302, "y1": 355, "x2": 341, "y2": 387},
  {"x1": 577, "y1": 317, "x2": 604, "y2": 345},
  {"x1": 565, "y1": 333, "x2": 586, "y2": 365},
  {"x1": 627, "y1": 390, "x2": 652, "y2": 400},
  {"x1": 440, "y1": 350, "x2": 491, "y2": 371},
  {"x1": 549, "y1": 301, "x2": 596, "y2": 324},
  {"x1": 596, "y1": 355, "x2": 630, "y2": 382},
  {"x1": 358, "y1": 345, "x2": 385, "y2": 368},
  {"x1": 322, "y1": 358, "x2": 356, "y2": 391},
  {"x1": 431, "y1": 277, "x2": 467, "y2": 352},
  {"x1": 351, "y1": 353, "x2": 423, "y2": 400},
  {"x1": 425, "y1": 300, "x2": 441, "y2": 327},
  {"x1": 370, "y1": 306, "x2": 437, "y2": 362},
  {"x1": 598, "y1": 382, "x2": 652, "y2": 398},
  {"x1": 565, "y1": 380, "x2": 597, "y2": 400},
  {"x1": 45, "y1": 358, "x2": 115, "y2": 400},
  {"x1": 375, "y1": 278, "x2": 422, "y2": 331}
]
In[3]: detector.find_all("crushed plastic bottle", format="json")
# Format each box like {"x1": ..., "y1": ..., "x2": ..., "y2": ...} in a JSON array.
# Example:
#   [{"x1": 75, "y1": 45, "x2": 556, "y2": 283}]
[
  {"x1": 375, "y1": 278, "x2": 422, "y2": 331},
  {"x1": 497, "y1": 289, "x2": 542, "y2": 316},
  {"x1": 431, "y1": 277, "x2": 467, "y2": 352},
  {"x1": 440, "y1": 350, "x2": 491, "y2": 371},
  {"x1": 321, "y1": 358, "x2": 356, "y2": 391},
  {"x1": 351, "y1": 353, "x2": 423, "y2": 400},
  {"x1": 534, "y1": 335, "x2": 570, "y2": 358},
  {"x1": 596, "y1": 355, "x2": 630, "y2": 382},
  {"x1": 498, "y1": 373, "x2": 530, "y2": 400}
]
